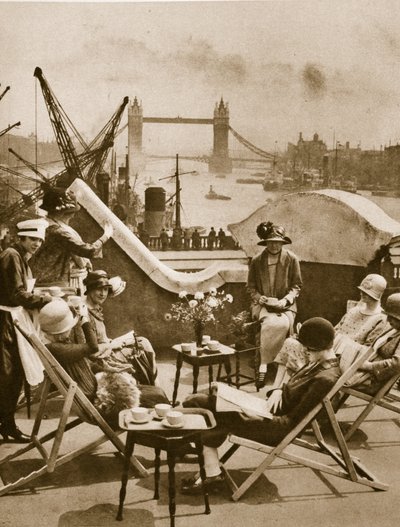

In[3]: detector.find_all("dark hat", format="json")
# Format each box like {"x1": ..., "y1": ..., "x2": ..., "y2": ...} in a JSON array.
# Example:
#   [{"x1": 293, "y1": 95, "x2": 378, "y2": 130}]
[
  {"x1": 40, "y1": 187, "x2": 80, "y2": 214},
  {"x1": 256, "y1": 221, "x2": 291, "y2": 246},
  {"x1": 298, "y1": 317, "x2": 335, "y2": 351},
  {"x1": 384, "y1": 293, "x2": 400, "y2": 320},
  {"x1": 83, "y1": 270, "x2": 112, "y2": 294}
]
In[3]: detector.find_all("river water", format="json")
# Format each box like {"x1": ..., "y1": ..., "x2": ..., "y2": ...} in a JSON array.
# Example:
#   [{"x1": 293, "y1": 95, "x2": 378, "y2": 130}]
[{"x1": 134, "y1": 158, "x2": 400, "y2": 232}]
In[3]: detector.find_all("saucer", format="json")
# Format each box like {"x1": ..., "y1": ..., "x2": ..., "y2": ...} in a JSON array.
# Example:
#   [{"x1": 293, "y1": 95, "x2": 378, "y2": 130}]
[
  {"x1": 128, "y1": 415, "x2": 152, "y2": 424},
  {"x1": 161, "y1": 419, "x2": 184, "y2": 429},
  {"x1": 151, "y1": 411, "x2": 164, "y2": 421}
]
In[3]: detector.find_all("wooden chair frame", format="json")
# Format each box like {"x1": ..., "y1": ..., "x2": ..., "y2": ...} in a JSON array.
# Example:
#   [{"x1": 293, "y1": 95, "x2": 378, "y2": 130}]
[
  {"x1": 219, "y1": 346, "x2": 388, "y2": 501},
  {"x1": 339, "y1": 372, "x2": 400, "y2": 440},
  {"x1": 0, "y1": 319, "x2": 148, "y2": 497}
]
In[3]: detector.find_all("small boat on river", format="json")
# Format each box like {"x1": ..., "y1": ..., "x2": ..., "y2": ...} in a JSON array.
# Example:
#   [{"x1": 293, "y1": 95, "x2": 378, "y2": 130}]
[{"x1": 205, "y1": 185, "x2": 231, "y2": 200}]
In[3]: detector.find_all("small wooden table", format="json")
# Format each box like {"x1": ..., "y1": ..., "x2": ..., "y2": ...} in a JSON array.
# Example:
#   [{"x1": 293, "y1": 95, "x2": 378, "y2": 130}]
[
  {"x1": 116, "y1": 408, "x2": 216, "y2": 527},
  {"x1": 171, "y1": 343, "x2": 234, "y2": 405}
]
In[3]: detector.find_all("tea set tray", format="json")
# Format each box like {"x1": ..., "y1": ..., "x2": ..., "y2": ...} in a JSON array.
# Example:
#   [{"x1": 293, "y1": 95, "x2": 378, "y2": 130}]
[{"x1": 119, "y1": 408, "x2": 215, "y2": 432}]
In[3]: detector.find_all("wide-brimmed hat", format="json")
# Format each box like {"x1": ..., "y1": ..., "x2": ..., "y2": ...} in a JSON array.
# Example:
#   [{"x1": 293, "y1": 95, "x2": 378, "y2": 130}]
[
  {"x1": 298, "y1": 317, "x2": 335, "y2": 351},
  {"x1": 83, "y1": 270, "x2": 112, "y2": 294},
  {"x1": 357, "y1": 274, "x2": 387, "y2": 301},
  {"x1": 39, "y1": 299, "x2": 77, "y2": 334},
  {"x1": 256, "y1": 221, "x2": 292, "y2": 246},
  {"x1": 40, "y1": 187, "x2": 80, "y2": 214},
  {"x1": 385, "y1": 293, "x2": 400, "y2": 320},
  {"x1": 17, "y1": 218, "x2": 48, "y2": 240}
]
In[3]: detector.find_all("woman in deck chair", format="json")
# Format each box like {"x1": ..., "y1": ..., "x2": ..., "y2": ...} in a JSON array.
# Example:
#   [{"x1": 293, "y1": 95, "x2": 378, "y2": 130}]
[
  {"x1": 181, "y1": 317, "x2": 341, "y2": 495},
  {"x1": 270, "y1": 274, "x2": 388, "y2": 408},
  {"x1": 39, "y1": 300, "x2": 169, "y2": 428},
  {"x1": 83, "y1": 270, "x2": 159, "y2": 387}
]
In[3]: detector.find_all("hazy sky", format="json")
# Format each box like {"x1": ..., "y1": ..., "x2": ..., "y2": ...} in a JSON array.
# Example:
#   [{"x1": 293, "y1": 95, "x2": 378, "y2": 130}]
[{"x1": 2, "y1": 0, "x2": 400, "y2": 155}]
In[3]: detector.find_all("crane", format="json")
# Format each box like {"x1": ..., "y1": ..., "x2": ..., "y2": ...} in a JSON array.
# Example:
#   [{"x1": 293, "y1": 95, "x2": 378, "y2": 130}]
[
  {"x1": 0, "y1": 121, "x2": 21, "y2": 139},
  {"x1": 0, "y1": 145, "x2": 106, "y2": 224},
  {"x1": 85, "y1": 96, "x2": 128, "y2": 184},
  {"x1": 34, "y1": 67, "x2": 84, "y2": 184}
]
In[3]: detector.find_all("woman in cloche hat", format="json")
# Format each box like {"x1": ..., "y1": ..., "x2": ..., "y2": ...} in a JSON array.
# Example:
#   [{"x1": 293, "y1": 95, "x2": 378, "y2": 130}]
[
  {"x1": 247, "y1": 221, "x2": 302, "y2": 389},
  {"x1": 270, "y1": 274, "x2": 388, "y2": 410}
]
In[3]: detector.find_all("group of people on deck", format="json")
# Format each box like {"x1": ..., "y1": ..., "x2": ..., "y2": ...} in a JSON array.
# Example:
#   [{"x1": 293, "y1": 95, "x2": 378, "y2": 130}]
[{"x1": 1, "y1": 189, "x2": 400, "y2": 500}]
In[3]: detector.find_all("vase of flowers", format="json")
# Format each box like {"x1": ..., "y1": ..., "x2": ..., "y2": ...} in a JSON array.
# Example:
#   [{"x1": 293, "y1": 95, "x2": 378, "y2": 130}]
[{"x1": 166, "y1": 288, "x2": 233, "y2": 346}]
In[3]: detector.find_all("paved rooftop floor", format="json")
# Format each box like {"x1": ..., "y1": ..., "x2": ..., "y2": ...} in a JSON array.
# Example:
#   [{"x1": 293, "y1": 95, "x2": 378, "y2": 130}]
[{"x1": 1, "y1": 349, "x2": 399, "y2": 527}]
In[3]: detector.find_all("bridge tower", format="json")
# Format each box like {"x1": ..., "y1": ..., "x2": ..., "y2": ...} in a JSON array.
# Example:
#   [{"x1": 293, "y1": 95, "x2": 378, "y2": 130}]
[
  {"x1": 128, "y1": 96, "x2": 145, "y2": 177},
  {"x1": 209, "y1": 98, "x2": 232, "y2": 174}
]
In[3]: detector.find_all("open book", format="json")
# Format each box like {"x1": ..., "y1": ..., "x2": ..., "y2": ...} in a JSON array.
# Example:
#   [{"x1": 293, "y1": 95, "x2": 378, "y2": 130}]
[{"x1": 215, "y1": 382, "x2": 273, "y2": 419}]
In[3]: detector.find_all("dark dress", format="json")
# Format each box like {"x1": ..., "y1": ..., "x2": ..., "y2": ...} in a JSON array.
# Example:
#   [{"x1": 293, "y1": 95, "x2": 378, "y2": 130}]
[
  {"x1": 184, "y1": 358, "x2": 341, "y2": 448},
  {"x1": 0, "y1": 244, "x2": 51, "y2": 423}
]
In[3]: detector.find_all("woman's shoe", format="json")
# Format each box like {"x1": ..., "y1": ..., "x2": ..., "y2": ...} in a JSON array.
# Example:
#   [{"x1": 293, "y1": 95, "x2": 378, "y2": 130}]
[
  {"x1": 0, "y1": 425, "x2": 31, "y2": 443},
  {"x1": 256, "y1": 371, "x2": 267, "y2": 390},
  {"x1": 181, "y1": 473, "x2": 225, "y2": 495}
]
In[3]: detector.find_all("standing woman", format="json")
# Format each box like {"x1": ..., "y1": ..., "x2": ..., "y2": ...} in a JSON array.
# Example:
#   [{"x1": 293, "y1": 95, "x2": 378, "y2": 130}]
[
  {"x1": 31, "y1": 187, "x2": 113, "y2": 289},
  {"x1": 247, "y1": 222, "x2": 302, "y2": 389},
  {"x1": 0, "y1": 219, "x2": 53, "y2": 442}
]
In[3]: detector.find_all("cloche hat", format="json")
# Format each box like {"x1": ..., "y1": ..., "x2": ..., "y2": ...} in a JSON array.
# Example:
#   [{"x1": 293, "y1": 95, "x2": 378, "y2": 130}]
[
  {"x1": 83, "y1": 270, "x2": 112, "y2": 294},
  {"x1": 298, "y1": 317, "x2": 335, "y2": 351},
  {"x1": 256, "y1": 221, "x2": 292, "y2": 246},
  {"x1": 357, "y1": 274, "x2": 387, "y2": 301},
  {"x1": 384, "y1": 293, "x2": 400, "y2": 321},
  {"x1": 39, "y1": 299, "x2": 77, "y2": 334}
]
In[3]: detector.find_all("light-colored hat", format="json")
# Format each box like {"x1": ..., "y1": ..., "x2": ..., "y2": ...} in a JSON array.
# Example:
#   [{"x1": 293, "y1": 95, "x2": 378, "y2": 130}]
[
  {"x1": 39, "y1": 299, "x2": 77, "y2": 334},
  {"x1": 358, "y1": 274, "x2": 387, "y2": 301},
  {"x1": 108, "y1": 276, "x2": 126, "y2": 298},
  {"x1": 17, "y1": 218, "x2": 48, "y2": 240}
]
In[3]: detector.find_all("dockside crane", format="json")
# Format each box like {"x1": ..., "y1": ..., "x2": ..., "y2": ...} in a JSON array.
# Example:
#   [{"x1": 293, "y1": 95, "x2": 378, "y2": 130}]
[
  {"x1": 85, "y1": 96, "x2": 128, "y2": 185},
  {"x1": 34, "y1": 67, "x2": 84, "y2": 184}
]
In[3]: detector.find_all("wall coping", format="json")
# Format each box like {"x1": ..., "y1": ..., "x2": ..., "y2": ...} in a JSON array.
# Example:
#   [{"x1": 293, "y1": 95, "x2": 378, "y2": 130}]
[{"x1": 70, "y1": 178, "x2": 248, "y2": 294}]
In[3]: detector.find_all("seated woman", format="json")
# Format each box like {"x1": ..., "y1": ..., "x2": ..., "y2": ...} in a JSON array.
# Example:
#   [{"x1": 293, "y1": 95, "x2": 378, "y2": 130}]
[
  {"x1": 180, "y1": 318, "x2": 341, "y2": 494},
  {"x1": 39, "y1": 300, "x2": 169, "y2": 428},
  {"x1": 270, "y1": 274, "x2": 387, "y2": 408},
  {"x1": 83, "y1": 270, "x2": 158, "y2": 386}
]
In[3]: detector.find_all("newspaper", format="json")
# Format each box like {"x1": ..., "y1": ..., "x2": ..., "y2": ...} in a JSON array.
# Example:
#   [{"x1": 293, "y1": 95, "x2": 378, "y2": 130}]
[{"x1": 215, "y1": 382, "x2": 273, "y2": 419}]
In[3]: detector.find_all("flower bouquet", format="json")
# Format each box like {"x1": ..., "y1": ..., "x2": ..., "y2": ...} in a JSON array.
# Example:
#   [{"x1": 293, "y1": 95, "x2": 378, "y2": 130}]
[{"x1": 166, "y1": 288, "x2": 233, "y2": 346}]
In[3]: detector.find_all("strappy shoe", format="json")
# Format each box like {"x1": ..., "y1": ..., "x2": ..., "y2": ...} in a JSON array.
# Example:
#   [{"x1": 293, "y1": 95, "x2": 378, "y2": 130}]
[
  {"x1": 0, "y1": 425, "x2": 30, "y2": 443},
  {"x1": 256, "y1": 371, "x2": 267, "y2": 390}
]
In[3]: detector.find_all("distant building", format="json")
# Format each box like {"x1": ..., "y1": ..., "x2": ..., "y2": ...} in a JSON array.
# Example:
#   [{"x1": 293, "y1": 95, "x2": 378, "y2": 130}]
[{"x1": 287, "y1": 132, "x2": 327, "y2": 174}]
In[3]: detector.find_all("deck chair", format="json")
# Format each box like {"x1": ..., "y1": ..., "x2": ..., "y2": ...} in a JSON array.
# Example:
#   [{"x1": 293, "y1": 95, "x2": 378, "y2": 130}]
[
  {"x1": 338, "y1": 372, "x2": 400, "y2": 440},
  {"x1": 0, "y1": 319, "x2": 148, "y2": 497},
  {"x1": 219, "y1": 345, "x2": 388, "y2": 501}
]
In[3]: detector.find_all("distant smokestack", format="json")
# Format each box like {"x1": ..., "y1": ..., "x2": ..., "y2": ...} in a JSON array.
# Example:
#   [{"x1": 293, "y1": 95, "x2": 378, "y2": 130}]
[{"x1": 346, "y1": 141, "x2": 350, "y2": 149}]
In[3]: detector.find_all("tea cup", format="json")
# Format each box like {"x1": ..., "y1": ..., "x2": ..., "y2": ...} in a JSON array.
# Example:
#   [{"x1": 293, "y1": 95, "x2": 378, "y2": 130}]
[
  {"x1": 208, "y1": 340, "x2": 220, "y2": 351},
  {"x1": 166, "y1": 410, "x2": 184, "y2": 426},
  {"x1": 181, "y1": 342, "x2": 192, "y2": 353},
  {"x1": 154, "y1": 403, "x2": 172, "y2": 418},
  {"x1": 49, "y1": 286, "x2": 63, "y2": 297},
  {"x1": 130, "y1": 407, "x2": 150, "y2": 422},
  {"x1": 201, "y1": 335, "x2": 211, "y2": 345}
]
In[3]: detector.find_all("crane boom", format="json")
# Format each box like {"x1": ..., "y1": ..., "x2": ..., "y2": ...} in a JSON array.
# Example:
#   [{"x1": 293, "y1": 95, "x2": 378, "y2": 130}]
[
  {"x1": 85, "y1": 96, "x2": 128, "y2": 184},
  {"x1": 0, "y1": 145, "x2": 104, "y2": 223},
  {"x1": 0, "y1": 121, "x2": 21, "y2": 139},
  {"x1": 8, "y1": 148, "x2": 49, "y2": 182},
  {"x1": 0, "y1": 85, "x2": 10, "y2": 103},
  {"x1": 34, "y1": 67, "x2": 83, "y2": 184}
]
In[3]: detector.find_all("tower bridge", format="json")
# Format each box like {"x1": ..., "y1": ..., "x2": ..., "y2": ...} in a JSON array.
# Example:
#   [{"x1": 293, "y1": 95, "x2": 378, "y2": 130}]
[{"x1": 126, "y1": 97, "x2": 273, "y2": 176}]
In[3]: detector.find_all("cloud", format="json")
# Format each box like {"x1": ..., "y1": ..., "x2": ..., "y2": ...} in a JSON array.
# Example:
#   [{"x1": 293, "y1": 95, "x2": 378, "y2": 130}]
[{"x1": 301, "y1": 63, "x2": 327, "y2": 99}]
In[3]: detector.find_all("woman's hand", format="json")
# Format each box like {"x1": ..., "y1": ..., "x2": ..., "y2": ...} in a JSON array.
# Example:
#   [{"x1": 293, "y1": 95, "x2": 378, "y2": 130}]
[
  {"x1": 266, "y1": 389, "x2": 283, "y2": 413},
  {"x1": 359, "y1": 360, "x2": 374, "y2": 372},
  {"x1": 259, "y1": 295, "x2": 268, "y2": 305},
  {"x1": 240, "y1": 407, "x2": 263, "y2": 421},
  {"x1": 93, "y1": 343, "x2": 112, "y2": 359}
]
